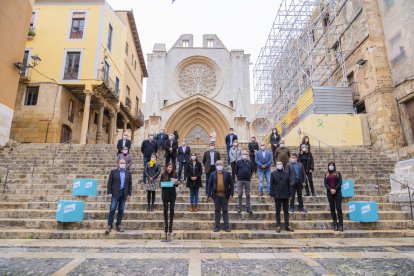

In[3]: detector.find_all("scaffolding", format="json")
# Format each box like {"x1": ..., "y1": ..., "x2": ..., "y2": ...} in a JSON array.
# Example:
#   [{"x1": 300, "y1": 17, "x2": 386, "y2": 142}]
[{"x1": 254, "y1": 0, "x2": 348, "y2": 140}]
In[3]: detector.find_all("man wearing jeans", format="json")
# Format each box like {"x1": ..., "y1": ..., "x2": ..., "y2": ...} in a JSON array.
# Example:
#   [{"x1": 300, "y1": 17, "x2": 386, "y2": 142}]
[
  {"x1": 206, "y1": 160, "x2": 234, "y2": 232},
  {"x1": 236, "y1": 150, "x2": 253, "y2": 214},
  {"x1": 105, "y1": 159, "x2": 132, "y2": 234},
  {"x1": 255, "y1": 143, "x2": 273, "y2": 196},
  {"x1": 287, "y1": 153, "x2": 307, "y2": 213}
]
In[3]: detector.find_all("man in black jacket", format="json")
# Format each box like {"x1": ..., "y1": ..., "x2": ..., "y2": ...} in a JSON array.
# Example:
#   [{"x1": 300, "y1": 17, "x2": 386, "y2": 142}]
[
  {"x1": 164, "y1": 134, "x2": 178, "y2": 168},
  {"x1": 224, "y1": 128, "x2": 238, "y2": 166},
  {"x1": 248, "y1": 136, "x2": 259, "y2": 174},
  {"x1": 202, "y1": 143, "x2": 221, "y2": 186},
  {"x1": 235, "y1": 150, "x2": 253, "y2": 214},
  {"x1": 177, "y1": 139, "x2": 191, "y2": 181},
  {"x1": 270, "y1": 161, "x2": 293, "y2": 233},
  {"x1": 141, "y1": 134, "x2": 158, "y2": 184},
  {"x1": 105, "y1": 159, "x2": 132, "y2": 234},
  {"x1": 155, "y1": 129, "x2": 169, "y2": 159},
  {"x1": 206, "y1": 160, "x2": 234, "y2": 232},
  {"x1": 117, "y1": 133, "x2": 131, "y2": 154},
  {"x1": 287, "y1": 153, "x2": 307, "y2": 213}
]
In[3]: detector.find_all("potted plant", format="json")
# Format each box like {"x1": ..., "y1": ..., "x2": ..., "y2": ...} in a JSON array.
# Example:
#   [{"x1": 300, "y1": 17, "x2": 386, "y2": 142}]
[{"x1": 28, "y1": 28, "x2": 36, "y2": 39}]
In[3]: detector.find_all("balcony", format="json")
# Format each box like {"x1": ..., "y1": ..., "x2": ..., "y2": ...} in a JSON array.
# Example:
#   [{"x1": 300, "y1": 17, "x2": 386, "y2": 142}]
[
  {"x1": 133, "y1": 109, "x2": 145, "y2": 126},
  {"x1": 125, "y1": 96, "x2": 131, "y2": 109},
  {"x1": 119, "y1": 100, "x2": 144, "y2": 128},
  {"x1": 94, "y1": 70, "x2": 120, "y2": 103},
  {"x1": 19, "y1": 67, "x2": 31, "y2": 83},
  {"x1": 27, "y1": 27, "x2": 36, "y2": 40},
  {"x1": 349, "y1": 82, "x2": 360, "y2": 99}
]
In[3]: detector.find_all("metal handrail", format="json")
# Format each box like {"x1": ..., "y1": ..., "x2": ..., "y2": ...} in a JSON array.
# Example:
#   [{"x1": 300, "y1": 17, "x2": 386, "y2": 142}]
[
  {"x1": 390, "y1": 177, "x2": 414, "y2": 220},
  {"x1": 300, "y1": 131, "x2": 336, "y2": 162},
  {"x1": 1, "y1": 167, "x2": 10, "y2": 194}
]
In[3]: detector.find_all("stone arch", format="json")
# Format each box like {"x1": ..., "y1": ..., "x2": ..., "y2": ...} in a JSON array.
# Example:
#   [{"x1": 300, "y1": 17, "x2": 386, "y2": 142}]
[{"x1": 165, "y1": 98, "x2": 230, "y2": 146}]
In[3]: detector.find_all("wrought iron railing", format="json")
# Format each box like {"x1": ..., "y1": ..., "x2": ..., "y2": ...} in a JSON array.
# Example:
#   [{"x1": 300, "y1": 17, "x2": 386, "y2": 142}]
[
  {"x1": 133, "y1": 109, "x2": 144, "y2": 124},
  {"x1": 390, "y1": 177, "x2": 414, "y2": 220},
  {"x1": 99, "y1": 70, "x2": 120, "y2": 99},
  {"x1": 349, "y1": 82, "x2": 359, "y2": 98}
]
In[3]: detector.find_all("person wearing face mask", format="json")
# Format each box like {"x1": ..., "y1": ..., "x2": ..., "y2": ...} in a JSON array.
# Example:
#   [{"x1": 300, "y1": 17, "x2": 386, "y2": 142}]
[
  {"x1": 155, "y1": 129, "x2": 169, "y2": 159},
  {"x1": 255, "y1": 143, "x2": 273, "y2": 196},
  {"x1": 105, "y1": 159, "x2": 132, "y2": 234},
  {"x1": 235, "y1": 150, "x2": 254, "y2": 214},
  {"x1": 116, "y1": 146, "x2": 133, "y2": 171},
  {"x1": 206, "y1": 160, "x2": 234, "y2": 232},
  {"x1": 225, "y1": 128, "x2": 238, "y2": 166},
  {"x1": 287, "y1": 153, "x2": 307, "y2": 213},
  {"x1": 177, "y1": 140, "x2": 191, "y2": 182},
  {"x1": 141, "y1": 134, "x2": 158, "y2": 184},
  {"x1": 160, "y1": 163, "x2": 179, "y2": 241},
  {"x1": 248, "y1": 136, "x2": 259, "y2": 174},
  {"x1": 164, "y1": 134, "x2": 178, "y2": 168},
  {"x1": 275, "y1": 140, "x2": 291, "y2": 169},
  {"x1": 144, "y1": 153, "x2": 160, "y2": 212},
  {"x1": 185, "y1": 153, "x2": 203, "y2": 212},
  {"x1": 269, "y1": 128, "x2": 281, "y2": 164},
  {"x1": 270, "y1": 161, "x2": 294, "y2": 233},
  {"x1": 117, "y1": 133, "x2": 131, "y2": 154},
  {"x1": 202, "y1": 143, "x2": 221, "y2": 187},
  {"x1": 229, "y1": 140, "x2": 242, "y2": 182},
  {"x1": 324, "y1": 161, "x2": 343, "y2": 232},
  {"x1": 299, "y1": 136, "x2": 311, "y2": 153},
  {"x1": 299, "y1": 144, "x2": 315, "y2": 196}
]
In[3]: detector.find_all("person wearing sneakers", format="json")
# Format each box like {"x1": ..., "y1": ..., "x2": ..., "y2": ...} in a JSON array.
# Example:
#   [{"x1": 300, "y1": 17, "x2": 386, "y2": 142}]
[
  {"x1": 160, "y1": 163, "x2": 179, "y2": 241},
  {"x1": 255, "y1": 143, "x2": 272, "y2": 196},
  {"x1": 144, "y1": 153, "x2": 160, "y2": 212},
  {"x1": 324, "y1": 161, "x2": 344, "y2": 232},
  {"x1": 186, "y1": 153, "x2": 203, "y2": 212},
  {"x1": 236, "y1": 150, "x2": 254, "y2": 214},
  {"x1": 270, "y1": 161, "x2": 294, "y2": 233},
  {"x1": 105, "y1": 158, "x2": 132, "y2": 234},
  {"x1": 287, "y1": 153, "x2": 307, "y2": 213}
]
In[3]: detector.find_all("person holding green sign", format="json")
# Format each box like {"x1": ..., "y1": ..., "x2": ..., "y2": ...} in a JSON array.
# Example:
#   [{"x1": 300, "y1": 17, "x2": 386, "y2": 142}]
[{"x1": 160, "y1": 163, "x2": 179, "y2": 241}]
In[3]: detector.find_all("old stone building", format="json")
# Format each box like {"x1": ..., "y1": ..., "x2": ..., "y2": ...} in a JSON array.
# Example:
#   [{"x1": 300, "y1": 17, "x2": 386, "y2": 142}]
[{"x1": 143, "y1": 34, "x2": 253, "y2": 146}]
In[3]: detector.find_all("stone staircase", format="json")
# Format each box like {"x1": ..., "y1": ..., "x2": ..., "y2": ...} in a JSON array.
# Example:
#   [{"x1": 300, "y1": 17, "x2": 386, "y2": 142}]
[{"x1": 0, "y1": 143, "x2": 412, "y2": 239}]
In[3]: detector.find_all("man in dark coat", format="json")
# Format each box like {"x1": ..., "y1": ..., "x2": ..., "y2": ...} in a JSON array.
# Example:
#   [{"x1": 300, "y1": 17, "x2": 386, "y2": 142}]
[
  {"x1": 224, "y1": 128, "x2": 238, "y2": 166},
  {"x1": 177, "y1": 139, "x2": 191, "y2": 181},
  {"x1": 270, "y1": 161, "x2": 294, "y2": 233},
  {"x1": 105, "y1": 159, "x2": 132, "y2": 234},
  {"x1": 248, "y1": 136, "x2": 259, "y2": 174},
  {"x1": 155, "y1": 129, "x2": 169, "y2": 158},
  {"x1": 206, "y1": 160, "x2": 234, "y2": 232},
  {"x1": 202, "y1": 143, "x2": 221, "y2": 186},
  {"x1": 164, "y1": 134, "x2": 178, "y2": 168},
  {"x1": 117, "y1": 133, "x2": 131, "y2": 154},
  {"x1": 287, "y1": 153, "x2": 307, "y2": 213},
  {"x1": 140, "y1": 134, "x2": 158, "y2": 184}
]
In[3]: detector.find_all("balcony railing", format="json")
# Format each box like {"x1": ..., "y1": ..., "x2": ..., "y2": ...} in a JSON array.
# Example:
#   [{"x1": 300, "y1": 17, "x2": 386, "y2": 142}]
[
  {"x1": 125, "y1": 96, "x2": 131, "y2": 109},
  {"x1": 349, "y1": 82, "x2": 359, "y2": 98},
  {"x1": 133, "y1": 109, "x2": 144, "y2": 125},
  {"x1": 98, "y1": 70, "x2": 120, "y2": 100}
]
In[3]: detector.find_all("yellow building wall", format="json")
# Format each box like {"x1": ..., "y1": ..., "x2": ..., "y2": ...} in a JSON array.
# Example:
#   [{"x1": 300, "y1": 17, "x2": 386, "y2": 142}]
[{"x1": 282, "y1": 114, "x2": 368, "y2": 147}]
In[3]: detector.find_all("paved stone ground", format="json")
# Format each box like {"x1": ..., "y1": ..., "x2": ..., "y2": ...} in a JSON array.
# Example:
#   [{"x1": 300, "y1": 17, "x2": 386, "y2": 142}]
[{"x1": 0, "y1": 238, "x2": 414, "y2": 275}]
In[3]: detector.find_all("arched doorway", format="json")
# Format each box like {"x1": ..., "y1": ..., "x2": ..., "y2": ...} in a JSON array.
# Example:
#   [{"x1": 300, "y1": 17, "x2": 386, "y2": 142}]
[
  {"x1": 164, "y1": 98, "x2": 230, "y2": 146},
  {"x1": 60, "y1": 124, "x2": 72, "y2": 143}
]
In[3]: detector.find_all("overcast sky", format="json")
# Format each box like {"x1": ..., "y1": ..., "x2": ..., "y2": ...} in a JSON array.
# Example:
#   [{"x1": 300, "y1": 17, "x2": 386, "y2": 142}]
[{"x1": 107, "y1": 0, "x2": 281, "y2": 103}]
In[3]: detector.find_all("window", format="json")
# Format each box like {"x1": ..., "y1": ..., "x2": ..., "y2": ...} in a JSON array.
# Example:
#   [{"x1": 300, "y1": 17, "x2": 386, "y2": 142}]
[
  {"x1": 68, "y1": 100, "x2": 74, "y2": 122},
  {"x1": 107, "y1": 24, "x2": 113, "y2": 51},
  {"x1": 389, "y1": 32, "x2": 406, "y2": 65},
  {"x1": 126, "y1": 85, "x2": 130, "y2": 97},
  {"x1": 64, "y1": 52, "x2": 81, "y2": 79},
  {"x1": 182, "y1": 40, "x2": 189, "y2": 47},
  {"x1": 131, "y1": 54, "x2": 134, "y2": 65},
  {"x1": 21, "y1": 50, "x2": 29, "y2": 77},
  {"x1": 103, "y1": 60, "x2": 109, "y2": 82},
  {"x1": 25, "y1": 87, "x2": 39, "y2": 105},
  {"x1": 207, "y1": 39, "x2": 214, "y2": 48},
  {"x1": 115, "y1": 77, "x2": 120, "y2": 93},
  {"x1": 322, "y1": 12, "x2": 330, "y2": 30},
  {"x1": 229, "y1": 101, "x2": 233, "y2": 108},
  {"x1": 125, "y1": 42, "x2": 129, "y2": 55},
  {"x1": 135, "y1": 97, "x2": 139, "y2": 114},
  {"x1": 30, "y1": 11, "x2": 36, "y2": 29},
  {"x1": 70, "y1": 12, "x2": 85, "y2": 39},
  {"x1": 134, "y1": 61, "x2": 137, "y2": 70},
  {"x1": 94, "y1": 113, "x2": 98, "y2": 124}
]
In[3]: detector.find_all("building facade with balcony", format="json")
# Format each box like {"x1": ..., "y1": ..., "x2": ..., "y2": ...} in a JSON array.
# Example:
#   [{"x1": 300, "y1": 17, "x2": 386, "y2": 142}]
[{"x1": 10, "y1": 0, "x2": 147, "y2": 144}]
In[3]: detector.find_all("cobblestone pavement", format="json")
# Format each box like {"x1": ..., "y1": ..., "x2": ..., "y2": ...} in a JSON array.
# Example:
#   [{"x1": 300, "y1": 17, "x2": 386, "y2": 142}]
[{"x1": 0, "y1": 238, "x2": 413, "y2": 275}]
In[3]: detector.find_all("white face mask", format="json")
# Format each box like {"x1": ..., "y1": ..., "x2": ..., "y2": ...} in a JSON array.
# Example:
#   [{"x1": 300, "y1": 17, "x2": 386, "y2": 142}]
[
  {"x1": 242, "y1": 154, "x2": 248, "y2": 160},
  {"x1": 182, "y1": 142, "x2": 186, "y2": 146},
  {"x1": 291, "y1": 158, "x2": 297, "y2": 163},
  {"x1": 280, "y1": 144, "x2": 285, "y2": 148},
  {"x1": 122, "y1": 150, "x2": 128, "y2": 154},
  {"x1": 329, "y1": 165, "x2": 335, "y2": 171},
  {"x1": 229, "y1": 131, "x2": 233, "y2": 134},
  {"x1": 169, "y1": 136, "x2": 174, "y2": 140},
  {"x1": 261, "y1": 146, "x2": 266, "y2": 151},
  {"x1": 119, "y1": 164, "x2": 126, "y2": 169},
  {"x1": 149, "y1": 136, "x2": 154, "y2": 141},
  {"x1": 151, "y1": 157, "x2": 156, "y2": 161},
  {"x1": 233, "y1": 143, "x2": 238, "y2": 147},
  {"x1": 123, "y1": 136, "x2": 128, "y2": 139},
  {"x1": 277, "y1": 164, "x2": 283, "y2": 170},
  {"x1": 302, "y1": 147, "x2": 307, "y2": 152},
  {"x1": 210, "y1": 147, "x2": 214, "y2": 151},
  {"x1": 216, "y1": 165, "x2": 223, "y2": 171},
  {"x1": 191, "y1": 156, "x2": 196, "y2": 161}
]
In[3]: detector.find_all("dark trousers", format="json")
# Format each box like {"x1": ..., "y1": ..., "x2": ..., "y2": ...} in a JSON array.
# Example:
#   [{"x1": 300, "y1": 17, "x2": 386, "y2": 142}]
[
  {"x1": 108, "y1": 190, "x2": 126, "y2": 227},
  {"x1": 147, "y1": 191, "x2": 155, "y2": 206},
  {"x1": 271, "y1": 146, "x2": 277, "y2": 164},
  {"x1": 226, "y1": 146, "x2": 231, "y2": 164},
  {"x1": 305, "y1": 172, "x2": 314, "y2": 194},
  {"x1": 274, "y1": 198, "x2": 289, "y2": 227},
  {"x1": 206, "y1": 165, "x2": 216, "y2": 189},
  {"x1": 290, "y1": 181, "x2": 304, "y2": 209},
  {"x1": 163, "y1": 199, "x2": 175, "y2": 233},
  {"x1": 327, "y1": 191, "x2": 343, "y2": 225},
  {"x1": 142, "y1": 156, "x2": 150, "y2": 184},
  {"x1": 249, "y1": 155, "x2": 257, "y2": 173},
  {"x1": 214, "y1": 196, "x2": 229, "y2": 230},
  {"x1": 178, "y1": 161, "x2": 187, "y2": 181},
  {"x1": 231, "y1": 161, "x2": 237, "y2": 182},
  {"x1": 165, "y1": 155, "x2": 176, "y2": 169}
]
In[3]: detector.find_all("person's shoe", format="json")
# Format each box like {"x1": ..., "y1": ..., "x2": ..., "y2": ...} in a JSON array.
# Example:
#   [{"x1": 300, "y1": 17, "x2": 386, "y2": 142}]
[
  {"x1": 276, "y1": 226, "x2": 281, "y2": 233},
  {"x1": 189, "y1": 206, "x2": 194, "y2": 212},
  {"x1": 194, "y1": 206, "x2": 198, "y2": 212},
  {"x1": 299, "y1": 208, "x2": 307, "y2": 213},
  {"x1": 259, "y1": 192, "x2": 264, "y2": 196},
  {"x1": 161, "y1": 232, "x2": 168, "y2": 241},
  {"x1": 333, "y1": 223, "x2": 339, "y2": 231},
  {"x1": 285, "y1": 226, "x2": 294, "y2": 232},
  {"x1": 151, "y1": 204, "x2": 155, "y2": 212},
  {"x1": 224, "y1": 228, "x2": 231, "y2": 232},
  {"x1": 115, "y1": 225, "x2": 124, "y2": 233},
  {"x1": 338, "y1": 224, "x2": 344, "y2": 232},
  {"x1": 213, "y1": 227, "x2": 220, "y2": 232},
  {"x1": 147, "y1": 205, "x2": 150, "y2": 212},
  {"x1": 304, "y1": 193, "x2": 310, "y2": 196},
  {"x1": 237, "y1": 208, "x2": 241, "y2": 214},
  {"x1": 311, "y1": 192, "x2": 316, "y2": 197},
  {"x1": 167, "y1": 232, "x2": 173, "y2": 241},
  {"x1": 247, "y1": 209, "x2": 253, "y2": 215},
  {"x1": 289, "y1": 207, "x2": 295, "y2": 213},
  {"x1": 105, "y1": 225, "x2": 112, "y2": 235}
]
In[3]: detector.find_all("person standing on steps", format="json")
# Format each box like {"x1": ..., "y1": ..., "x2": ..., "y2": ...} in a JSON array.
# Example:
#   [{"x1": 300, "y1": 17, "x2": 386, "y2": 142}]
[
  {"x1": 105, "y1": 158, "x2": 132, "y2": 234},
  {"x1": 269, "y1": 128, "x2": 281, "y2": 164},
  {"x1": 116, "y1": 146, "x2": 132, "y2": 171},
  {"x1": 160, "y1": 163, "x2": 179, "y2": 241},
  {"x1": 299, "y1": 135, "x2": 311, "y2": 153},
  {"x1": 270, "y1": 161, "x2": 294, "y2": 233},
  {"x1": 255, "y1": 143, "x2": 273, "y2": 196},
  {"x1": 202, "y1": 143, "x2": 220, "y2": 187},
  {"x1": 155, "y1": 129, "x2": 168, "y2": 160},
  {"x1": 144, "y1": 153, "x2": 160, "y2": 212},
  {"x1": 287, "y1": 153, "x2": 307, "y2": 213},
  {"x1": 229, "y1": 140, "x2": 242, "y2": 182},
  {"x1": 225, "y1": 128, "x2": 238, "y2": 167},
  {"x1": 324, "y1": 161, "x2": 344, "y2": 232},
  {"x1": 236, "y1": 150, "x2": 253, "y2": 214},
  {"x1": 117, "y1": 133, "x2": 131, "y2": 154},
  {"x1": 177, "y1": 139, "x2": 191, "y2": 182},
  {"x1": 275, "y1": 140, "x2": 290, "y2": 169},
  {"x1": 141, "y1": 134, "x2": 158, "y2": 184},
  {"x1": 299, "y1": 144, "x2": 315, "y2": 196},
  {"x1": 164, "y1": 134, "x2": 178, "y2": 169},
  {"x1": 210, "y1": 129, "x2": 217, "y2": 146},
  {"x1": 206, "y1": 160, "x2": 234, "y2": 232},
  {"x1": 186, "y1": 153, "x2": 203, "y2": 212},
  {"x1": 248, "y1": 136, "x2": 259, "y2": 174}
]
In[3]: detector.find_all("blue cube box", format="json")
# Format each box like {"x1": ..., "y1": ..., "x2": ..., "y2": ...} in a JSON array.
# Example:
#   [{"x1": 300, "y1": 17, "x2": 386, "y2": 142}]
[
  {"x1": 341, "y1": 179, "x2": 355, "y2": 197},
  {"x1": 72, "y1": 178, "x2": 98, "y2": 196},
  {"x1": 348, "y1": 201, "x2": 379, "y2": 222},
  {"x1": 56, "y1": 200, "x2": 85, "y2": 222}
]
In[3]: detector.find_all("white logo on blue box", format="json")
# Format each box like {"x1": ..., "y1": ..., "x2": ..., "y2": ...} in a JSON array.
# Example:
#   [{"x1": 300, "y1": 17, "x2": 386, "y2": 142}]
[
  {"x1": 57, "y1": 203, "x2": 61, "y2": 212},
  {"x1": 361, "y1": 204, "x2": 371, "y2": 214},
  {"x1": 343, "y1": 182, "x2": 349, "y2": 190},
  {"x1": 85, "y1": 182, "x2": 93, "y2": 189},
  {"x1": 349, "y1": 204, "x2": 356, "y2": 212},
  {"x1": 73, "y1": 181, "x2": 81, "y2": 188},
  {"x1": 64, "y1": 203, "x2": 76, "y2": 213}
]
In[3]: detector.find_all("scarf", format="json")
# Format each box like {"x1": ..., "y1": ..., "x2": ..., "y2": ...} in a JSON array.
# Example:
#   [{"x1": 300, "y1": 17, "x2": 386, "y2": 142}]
[{"x1": 149, "y1": 160, "x2": 157, "y2": 168}]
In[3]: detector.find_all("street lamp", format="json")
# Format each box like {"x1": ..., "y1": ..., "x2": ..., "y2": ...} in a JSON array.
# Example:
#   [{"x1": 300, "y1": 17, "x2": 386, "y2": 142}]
[{"x1": 14, "y1": 54, "x2": 42, "y2": 73}]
